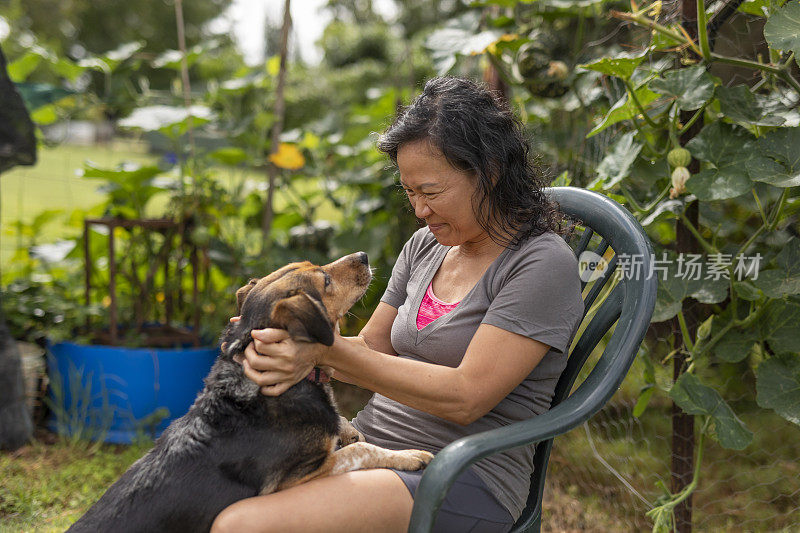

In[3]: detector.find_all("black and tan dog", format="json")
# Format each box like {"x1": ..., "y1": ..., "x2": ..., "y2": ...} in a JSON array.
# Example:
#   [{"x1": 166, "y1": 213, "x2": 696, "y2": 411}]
[{"x1": 68, "y1": 252, "x2": 433, "y2": 533}]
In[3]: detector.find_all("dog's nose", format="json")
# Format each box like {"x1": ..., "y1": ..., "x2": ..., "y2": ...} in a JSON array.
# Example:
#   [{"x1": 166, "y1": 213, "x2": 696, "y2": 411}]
[{"x1": 357, "y1": 252, "x2": 369, "y2": 265}]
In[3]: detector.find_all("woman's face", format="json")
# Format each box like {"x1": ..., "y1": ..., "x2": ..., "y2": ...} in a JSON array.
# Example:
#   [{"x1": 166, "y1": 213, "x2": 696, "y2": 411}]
[{"x1": 396, "y1": 140, "x2": 487, "y2": 247}]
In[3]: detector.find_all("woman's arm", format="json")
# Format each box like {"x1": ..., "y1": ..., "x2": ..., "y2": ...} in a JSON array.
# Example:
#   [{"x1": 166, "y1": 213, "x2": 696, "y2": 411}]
[
  {"x1": 324, "y1": 323, "x2": 550, "y2": 425},
  {"x1": 330, "y1": 302, "x2": 399, "y2": 385},
  {"x1": 357, "y1": 302, "x2": 398, "y2": 355},
  {"x1": 243, "y1": 322, "x2": 550, "y2": 426}
]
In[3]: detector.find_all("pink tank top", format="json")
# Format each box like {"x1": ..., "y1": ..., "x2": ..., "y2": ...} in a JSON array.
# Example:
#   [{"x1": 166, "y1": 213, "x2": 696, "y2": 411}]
[{"x1": 416, "y1": 281, "x2": 460, "y2": 330}]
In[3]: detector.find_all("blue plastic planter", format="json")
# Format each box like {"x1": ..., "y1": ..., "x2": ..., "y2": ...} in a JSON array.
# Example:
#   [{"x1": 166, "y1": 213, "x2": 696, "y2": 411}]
[{"x1": 47, "y1": 341, "x2": 218, "y2": 444}]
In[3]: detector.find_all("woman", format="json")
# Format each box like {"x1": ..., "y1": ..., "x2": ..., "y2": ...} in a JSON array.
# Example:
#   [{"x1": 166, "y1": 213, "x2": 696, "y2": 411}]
[{"x1": 211, "y1": 76, "x2": 584, "y2": 533}]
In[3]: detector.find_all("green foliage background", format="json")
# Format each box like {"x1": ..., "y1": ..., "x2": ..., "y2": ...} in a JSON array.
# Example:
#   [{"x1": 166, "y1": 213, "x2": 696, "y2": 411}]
[{"x1": 2, "y1": 0, "x2": 800, "y2": 529}]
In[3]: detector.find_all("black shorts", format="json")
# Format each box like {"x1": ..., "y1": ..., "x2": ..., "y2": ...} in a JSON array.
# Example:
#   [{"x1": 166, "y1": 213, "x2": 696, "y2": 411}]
[{"x1": 389, "y1": 467, "x2": 514, "y2": 533}]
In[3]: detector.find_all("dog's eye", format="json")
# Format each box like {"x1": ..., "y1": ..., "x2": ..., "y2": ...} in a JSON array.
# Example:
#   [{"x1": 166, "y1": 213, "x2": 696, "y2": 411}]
[{"x1": 324, "y1": 273, "x2": 331, "y2": 288}]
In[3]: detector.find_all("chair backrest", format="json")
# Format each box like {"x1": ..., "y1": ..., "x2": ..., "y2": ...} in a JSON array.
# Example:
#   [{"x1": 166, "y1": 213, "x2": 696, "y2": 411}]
[{"x1": 514, "y1": 187, "x2": 657, "y2": 531}]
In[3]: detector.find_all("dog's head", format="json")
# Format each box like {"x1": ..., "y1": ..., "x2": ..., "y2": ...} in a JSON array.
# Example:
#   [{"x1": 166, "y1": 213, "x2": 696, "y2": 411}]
[{"x1": 220, "y1": 252, "x2": 372, "y2": 359}]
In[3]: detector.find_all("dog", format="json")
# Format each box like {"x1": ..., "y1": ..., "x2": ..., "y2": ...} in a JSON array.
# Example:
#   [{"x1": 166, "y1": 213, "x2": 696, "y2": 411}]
[{"x1": 68, "y1": 252, "x2": 434, "y2": 532}]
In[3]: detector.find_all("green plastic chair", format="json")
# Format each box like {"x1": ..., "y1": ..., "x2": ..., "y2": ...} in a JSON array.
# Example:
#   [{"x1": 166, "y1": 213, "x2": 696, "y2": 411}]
[{"x1": 408, "y1": 186, "x2": 658, "y2": 532}]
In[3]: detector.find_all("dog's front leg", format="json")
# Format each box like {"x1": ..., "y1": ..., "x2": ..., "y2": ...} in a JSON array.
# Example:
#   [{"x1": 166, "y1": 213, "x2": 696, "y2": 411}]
[
  {"x1": 329, "y1": 442, "x2": 434, "y2": 474},
  {"x1": 275, "y1": 442, "x2": 433, "y2": 492}
]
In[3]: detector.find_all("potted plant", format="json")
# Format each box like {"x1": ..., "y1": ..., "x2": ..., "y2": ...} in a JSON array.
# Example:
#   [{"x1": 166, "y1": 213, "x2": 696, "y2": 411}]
[{"x1": 40, "y1": 158, "x2": 229, "y2": 444}]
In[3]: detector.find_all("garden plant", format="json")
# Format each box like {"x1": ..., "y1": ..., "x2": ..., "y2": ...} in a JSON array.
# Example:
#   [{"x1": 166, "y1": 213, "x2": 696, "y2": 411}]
[{"x1": 1, "y1": 0, "x2": 799, "y2": 530}]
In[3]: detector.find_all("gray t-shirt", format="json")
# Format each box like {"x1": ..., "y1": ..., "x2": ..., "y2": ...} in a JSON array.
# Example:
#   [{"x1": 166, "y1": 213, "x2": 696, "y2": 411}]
[{"x1": 351, "y1": 226, "x2": 584, "y2": 520}]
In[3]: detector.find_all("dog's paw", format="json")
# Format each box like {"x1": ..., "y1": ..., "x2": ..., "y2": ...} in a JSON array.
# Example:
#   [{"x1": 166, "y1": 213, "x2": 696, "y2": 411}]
[
  {"x1": 337, "y1": 416, "x2": 366, "y2": 446},
  {"x1": 339, "y1": 429, "x2": 365, "y2": 446},
  {"x1": 392, "y1": 449, "x2": 435, "y2": 471}
]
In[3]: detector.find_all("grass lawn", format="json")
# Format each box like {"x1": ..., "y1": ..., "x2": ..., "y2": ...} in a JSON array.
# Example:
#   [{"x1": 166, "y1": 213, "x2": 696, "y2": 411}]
[
  {"x1": 0, "y1": 433, "x2": 153, "y2": 532},
  {"x1": 1, "y1": 428, "x2": 630, "y2": 532},
  {"x1": 3, "y1": 395, "x2": 798, "y2": 532}
]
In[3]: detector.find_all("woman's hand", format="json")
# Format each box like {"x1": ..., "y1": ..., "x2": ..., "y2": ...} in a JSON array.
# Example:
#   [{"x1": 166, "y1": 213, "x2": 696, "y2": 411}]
[{"x1": 241, "y1": 327, "x2": 336, "y2": 396}]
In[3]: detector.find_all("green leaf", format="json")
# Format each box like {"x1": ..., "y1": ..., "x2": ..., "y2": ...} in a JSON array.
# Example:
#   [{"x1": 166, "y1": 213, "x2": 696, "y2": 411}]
[
  {"x1": 752, "y1": 269, "x2": 800, "y2": 297},
  {"x1": 756, "y1": 353, "x2": 800, "y2": 426},
  {"x1": 686, "y1": 168, "x2": 750, "y2": 201},
  {"x1": 640, "y1": 199, "x2": 682, "y2": 227},
  {"x1": 78, "y1": 41, "x2": 144, "y2": 73},
  {"x1": 15, "y1": 82, "x2": 74, "y2": 111},
  {"x1": 30, "y1": 104, "x2": 59, "y2": 125},
  {"x1": 425, "y1": 22, "x2": 503, "y2": 74},
  {"x1": 266, "y1": 55, "x2": 281, "y2": 77},
  {"x1": 51, "y1": 58, "x2": 87, "y2": 82},
  {"x1": 652, "y1": 24, "x2": 685, "y2": 50},
  {"x1": 746, "y1": 156, "x2": 800, "y2": 188},
  {"x1": 733, "y1": 280, "x2": 762, "y2": 301},
  {"x1": 153, "y1": 49, "x2": 194, "y2": 70},
  {"x1": 271, "y1": 211, "x2": 305, "y2": 231},
  {"x1": 739, "y1": 0, "x2": 771, "y2": 17},
  {"x1": 746, "y1": 127, "x2": 800, "y2": 188},
  {"x1": 589, "y1": 132, "x2": 643, "y2": 190},
  {"x1": 669, "y1": 373, "x2": 754, "y2": 450},
  {"x1": 633, "y1": 352, "x2": 655, "y2": 417},
  {"x1": 551, "y1": 170, "x2": 571, "y2": 187},
  {"x1": 7, "y1": 51, "x2": 43, "y2": 82},
  {"x1": 81, "y1": 162, "x2": 162, "y2": 186},
  {"x1": 633, "y1": 386, "x2": 655, "y2": 418},
  {"x1": 715, "y1": 85, "x2": 785, "y2": 127},
  {"x1": 687, "y1": 276, "x2": 729, "y2": 304},
  {"x1": 760, "y1": 299, "x2": 800, "y2": 353},
  {"x1": 587, "y1": 86, "x2": 660, "y2": 138},
  {"x1": 117, "y1": 105, "x2": 214, "y2": 136},
  {"x1": 713, "y1": 328, "x2": 759, "y2": 363},
  {"x1": 578, "y1": 50, "x2": 647, "y2": 79},
  {"x1": 153, "y1": 39, "x2": 219, "y2": 71},
  {"x1": 208, "y1": 147, "x2": 248, "y2": 166},
  {"x1": 776, "y1": 237, "x2": 800, "y2": 273},
  {"x1": 685, "y1": 122, "x2": 756, "y2": 200},
  {"x1": 649, "y1": 66, "x2": 716, "y2": 111},
  {"x1": 627, "y1": 157, "x2": 670, "y2": 190},
  {"x1": 764, "y1": 0, "x2": 800, "y2": 54},
  {"x1": 752, "y1": 238, "x2": 800, "y2": 297},
  {"x1": 652, "y1": 262, "x2": 688, "y2": 322}
]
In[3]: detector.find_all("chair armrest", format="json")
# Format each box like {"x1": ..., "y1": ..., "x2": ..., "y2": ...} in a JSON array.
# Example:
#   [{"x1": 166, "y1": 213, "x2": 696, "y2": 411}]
[{"x1": 407, "y1": 385, "x2": 606, "y2": 532}]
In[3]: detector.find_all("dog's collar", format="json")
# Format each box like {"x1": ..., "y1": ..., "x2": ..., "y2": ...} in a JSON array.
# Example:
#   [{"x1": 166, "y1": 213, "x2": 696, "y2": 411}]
[{"x1": 306, "y1": 367, "x2": 330, "y2": 384}]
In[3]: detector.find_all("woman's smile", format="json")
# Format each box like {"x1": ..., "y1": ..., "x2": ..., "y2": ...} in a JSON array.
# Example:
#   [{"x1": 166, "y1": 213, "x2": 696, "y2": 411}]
[{"x1": 396, "y1": 140, "x2": 487, "y2": 248}]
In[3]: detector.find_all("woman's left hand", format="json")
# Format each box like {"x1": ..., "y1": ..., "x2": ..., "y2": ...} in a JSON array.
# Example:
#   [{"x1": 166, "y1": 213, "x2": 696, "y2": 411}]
[{"x1": 241, "y1": 328, "x2": 333, "y2": 396}]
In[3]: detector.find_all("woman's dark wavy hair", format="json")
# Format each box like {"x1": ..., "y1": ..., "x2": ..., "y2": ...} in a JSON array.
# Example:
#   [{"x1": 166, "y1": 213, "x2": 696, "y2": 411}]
[{"x1": 377, "y1": 76, "x2": 565, "y2": 247}]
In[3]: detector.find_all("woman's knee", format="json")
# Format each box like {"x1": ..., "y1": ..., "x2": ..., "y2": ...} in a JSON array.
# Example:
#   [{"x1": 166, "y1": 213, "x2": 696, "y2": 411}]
[
  {"x1": 210, "y1": 500, "x2": 277, "y2": 533},
  {"x1": 210, "y1": 470, "x2": 411, "y2": 533},
  {"x1": 210, "y1": 503, "x2": 242, "y2": 533}
]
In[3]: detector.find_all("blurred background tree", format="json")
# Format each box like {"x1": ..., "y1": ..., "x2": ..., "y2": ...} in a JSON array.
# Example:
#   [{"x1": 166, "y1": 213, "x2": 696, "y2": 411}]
[{"x1": 0, "y1": 0, "x2": 230, "y2": 58}]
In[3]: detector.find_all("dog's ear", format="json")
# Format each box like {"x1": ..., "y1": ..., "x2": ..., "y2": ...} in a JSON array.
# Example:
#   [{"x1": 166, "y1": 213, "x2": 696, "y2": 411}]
[
  {"x1": 236, "y1": 279, "x2": 259, "y2": 314},
  {"x1": 270, "y1": 291, "x2": 334, "y2": 346}
]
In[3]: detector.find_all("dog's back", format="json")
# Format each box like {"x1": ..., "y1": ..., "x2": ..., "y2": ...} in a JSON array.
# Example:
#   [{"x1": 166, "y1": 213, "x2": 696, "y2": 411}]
[{"x1": 68, "y1": 360, "x2": 340, "y2": 532}]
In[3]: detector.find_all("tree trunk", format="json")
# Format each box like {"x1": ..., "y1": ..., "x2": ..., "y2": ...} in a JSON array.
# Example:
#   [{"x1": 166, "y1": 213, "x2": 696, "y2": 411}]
[
  {"x1": 671, "y1": 1, "x2": 703, "y2": 530},
  {"x1": 261, "y1": 0, "x2": 292, "y2": 255},
  {"x1": 174, "y1": 0, "x2": 196, "y2": 163}
]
